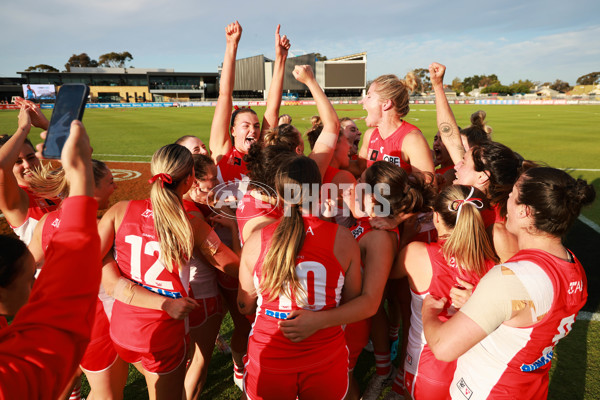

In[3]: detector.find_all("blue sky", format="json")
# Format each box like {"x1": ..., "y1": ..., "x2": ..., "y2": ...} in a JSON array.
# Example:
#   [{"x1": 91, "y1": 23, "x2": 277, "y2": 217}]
[{"x1": 2, "y1": 0, "x2": 598, "y2": 85}]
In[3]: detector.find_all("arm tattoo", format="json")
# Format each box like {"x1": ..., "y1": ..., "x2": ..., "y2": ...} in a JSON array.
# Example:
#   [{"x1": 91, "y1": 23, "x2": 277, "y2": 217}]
[{"x1": 439, "y1": 122, "x2": 454, "y2": 138}]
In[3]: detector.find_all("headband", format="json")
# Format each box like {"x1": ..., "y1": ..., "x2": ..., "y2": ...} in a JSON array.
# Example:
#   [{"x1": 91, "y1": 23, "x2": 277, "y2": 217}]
[
  {"x1": 148, "y1": 173, "x2": 173, "y2": 188},
  {"x1": 449, "y1": 186, "x2": 484, "y2": 223}
]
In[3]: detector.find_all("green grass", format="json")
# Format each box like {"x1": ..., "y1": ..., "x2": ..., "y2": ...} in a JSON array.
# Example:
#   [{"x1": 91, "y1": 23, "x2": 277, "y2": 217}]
[
  {"x1": 81, "y1": 315, "x2": 600, "y2": 399},
  {"x1": 1, "y1": 104, "x2": 598, "y2": 223},
  {"x1": 2, "y1": 104, "x2": 599, "y2": 398}
]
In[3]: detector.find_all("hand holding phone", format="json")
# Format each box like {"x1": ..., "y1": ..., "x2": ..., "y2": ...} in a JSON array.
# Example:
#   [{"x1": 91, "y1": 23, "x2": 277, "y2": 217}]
[{"x1": 42, "y1": 83, "x2": 89, "y2": 159}]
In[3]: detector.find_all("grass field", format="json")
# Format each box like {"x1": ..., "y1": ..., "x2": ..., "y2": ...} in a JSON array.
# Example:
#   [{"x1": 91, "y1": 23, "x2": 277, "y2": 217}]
[
  {"x1": 1, "y1": 103, "x2": 598, "y2": 222},
  {"x1": 1, "y1": 104, "x2": 599, "y2": 399}
]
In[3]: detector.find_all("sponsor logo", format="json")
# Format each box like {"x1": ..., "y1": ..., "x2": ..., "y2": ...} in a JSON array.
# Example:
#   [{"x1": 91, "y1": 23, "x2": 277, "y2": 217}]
[
  {"x1": 520, "y1": 350, "x2": 553, "y2": 372},
  {"x1": 141, "y1": 209, "x2": 153, "y2": 218},
  {"x1": 456, "y1": 378, "x2": 473, "y2": 399},
  {"x1": 568, "y1": 280, "x2": 584, "y2": 294},
  {"x1": 265, "y1": 309, "x2": 291, "y2": 320},
  {"x1": 111, "y1": 169, "x2": 142, "y2": 182},
  {"x1": 382, "y1": 154, "x2": 401, "y2": 166},
  {"x1": 351, "y1": 225, "x2": 364, "y2": 239},
  {"x1": 51, "y1": 218, "x2": 60, "y2": 228}
]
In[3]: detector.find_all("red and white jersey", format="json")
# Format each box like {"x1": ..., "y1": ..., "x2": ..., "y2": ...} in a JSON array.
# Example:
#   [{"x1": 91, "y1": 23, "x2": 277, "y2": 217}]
[
  {"x1": 350, "y1": 217, "x2": 399, "y2": 247},
  {"x1": 111, "y1": 199, "x2": 189, "y2": 352},
  {"x1": 247, "y1": 215, "x2": 347, "y2": 372},
  {"x1": 183, "y1": 200, "x2": 219, "y2": 299},
  {"x1": 435, "y1": 164, "x2": 454, "y2": 175},
  {"x1": 481, "y1": 203, "x2": 504, "y2": 228},
  {"x1": 217, "y1": 147, "x2": 248, "y2": 184},
  {"x1": 11, "y1": 186, "x2": 59, "y2": 245},
  {"x1": 404, "y1": 242, "x2": 494, "y2": 398},
  {"x1": 451, "y1": 249, "x2": 587, "y2": 400},
  {"x1": 366, "y1": 121, "x2": 420, "y2": 172},
  {"x1": 236, "y1": 190, "x2": 282, "y2": 246}
]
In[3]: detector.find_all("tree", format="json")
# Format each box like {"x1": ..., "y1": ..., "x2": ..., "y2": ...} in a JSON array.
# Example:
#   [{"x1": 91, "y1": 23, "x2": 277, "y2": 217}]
[
  {"x1": 24, "y1": 64, "x2": 59, "y2": 72},
  {"x1": 313, "y1": 53, "x2": 327, "y2": 61},
  {"x1": 462, "y1": 74, "x2": 499, "y2": 93},
  {"x1": 412, "y1": 68, "x2": 431, "y2": 93},
  {"x1": 576, "y1": 72, "x2": 600, "y2": 86},
  {"x1": 64, "y1": 53, "x2": 98, "y2": 71},
  {"x1": 481, "y1": 83, "x2": 513, "y2": 95},
  {"x1": 451, "y1": 77, "x2": 463, "y2": 94},
  {"x1": 98, "y1": 51, "x2": 134, "y2": 68},
  {"x1": 509, "y1": 79, "x2": 535, "y2": 94},
  {"x1": 479, "y1": 74, "x2": 499, "y2": 87},
  {"x1": 549, "y1": 79, "x2": 572, "y2": 93}
]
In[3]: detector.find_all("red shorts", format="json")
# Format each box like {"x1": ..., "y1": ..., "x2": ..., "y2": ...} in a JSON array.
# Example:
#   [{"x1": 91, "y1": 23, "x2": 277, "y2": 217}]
[
  {"x1": 217, "y1": 270, "x2": 239, "y2": 290},
  {"x1": 114, "y1": 335, "x2": 188, "y2": 374},
  {"x1": 244, "y1": 349, "x2": 349, "y2": 400},
  {"x1": 80, "y1": 299, "x2": 118, "y2": 372},
  {"x1": 345, "y1": 318, "x2": 371, "y2": 370},
  {"x1": 188, "y1": 295, "x2": 224, "y2": 329}
]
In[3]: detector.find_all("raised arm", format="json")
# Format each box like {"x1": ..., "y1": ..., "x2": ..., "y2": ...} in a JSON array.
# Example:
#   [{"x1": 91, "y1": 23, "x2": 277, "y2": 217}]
[
  {"x1": 261, "y1": 24, "x2": 290, "y2": 134},
  {"x1": 0, "y1": 106, "x2": 33, "y2": 227},
  {"x1": 209, "y1": 21, "x2": 242, "y2": 163},
  {"x1": 14, "y1": 97, "x2": 50, "y2": 130},
  {"x1": 294, "y1": 65, "x2": 340, "y2": 177},
  {"x1": 429, "y1": 62, "x2": 464, "y2": 164}
]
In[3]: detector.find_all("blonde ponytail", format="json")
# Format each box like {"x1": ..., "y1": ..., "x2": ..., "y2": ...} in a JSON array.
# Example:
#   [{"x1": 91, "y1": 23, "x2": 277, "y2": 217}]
[
  {"x1": 259, "y1": 155, "x2": 321, "y2": 304},
  {"x1": 435, "y1": 185, "x2": 498, "y2": 277},
  {"x1": 149, "y1": 144, "x2": 194, "y2": 272}
]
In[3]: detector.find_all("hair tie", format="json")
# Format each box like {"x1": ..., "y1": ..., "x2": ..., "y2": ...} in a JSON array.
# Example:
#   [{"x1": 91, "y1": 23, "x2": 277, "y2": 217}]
[
  {"x1": 148, "y1": 173, "x2": 173, "y2": 188},
  {"x1": 448, "y1": 186, "x2": 484, "y2": 223}
]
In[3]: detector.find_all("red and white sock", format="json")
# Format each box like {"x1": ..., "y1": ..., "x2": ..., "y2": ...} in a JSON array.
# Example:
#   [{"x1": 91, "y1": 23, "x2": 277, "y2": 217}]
[
  {"x1": 69, "y1": 378, "x2": 82, "y2": 400},
  {"x1": 374, "y1": 351, "x2": 391, "y2": 376},
  {"x1": 391, "y1": 369, "x2": 405, "y2": 393},
  {"x1": 233, "y1": 360, "x2": 244, "y2": 380},
  {"x1": 389, "y1": 324, "x2": 400, "y2": 342}
]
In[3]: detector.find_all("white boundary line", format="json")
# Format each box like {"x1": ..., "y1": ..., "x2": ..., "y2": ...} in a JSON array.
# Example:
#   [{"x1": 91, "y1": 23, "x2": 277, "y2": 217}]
[
  {"x1": 102, "y1": 160, "x2": 149, "y2": 164},
  {"x1": 578, "y1": 215, "x2": 600, "y2": 234}
]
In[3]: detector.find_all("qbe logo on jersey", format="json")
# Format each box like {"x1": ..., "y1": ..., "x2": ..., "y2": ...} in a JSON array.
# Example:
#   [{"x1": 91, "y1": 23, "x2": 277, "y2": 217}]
[{"x1": 456, "y1": 378, "x2": 473, "y2": 399}]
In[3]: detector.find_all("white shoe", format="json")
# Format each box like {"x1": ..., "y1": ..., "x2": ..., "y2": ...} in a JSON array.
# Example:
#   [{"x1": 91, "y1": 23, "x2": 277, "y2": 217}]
[
  {"x1": 382, "y1": 389, "x2": 405, "y2": 400},
  {"x1": 361, "y1": 366, "x2": 396, "y2": 400}
]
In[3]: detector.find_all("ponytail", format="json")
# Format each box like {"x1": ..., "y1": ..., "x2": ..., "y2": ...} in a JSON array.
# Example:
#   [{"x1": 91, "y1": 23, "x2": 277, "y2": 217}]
[
  {"x1": 149, "y1": 144, "x2": 194, "y2": 272},
  {"x1": 435, "y1": 185, "x2": 498, "y2": 277},
  {"x1": 259, "y1": 155, "x2": 321, "y2": 304}
]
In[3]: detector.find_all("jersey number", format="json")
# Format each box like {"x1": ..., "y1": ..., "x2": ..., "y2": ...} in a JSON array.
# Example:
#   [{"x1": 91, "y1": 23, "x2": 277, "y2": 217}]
[
  {"x1": 125, "y1": 235, "x2": 174, "y2": 290},
  {"x1": 279, "y1": 261, "x2": 328, "y2": 311}
]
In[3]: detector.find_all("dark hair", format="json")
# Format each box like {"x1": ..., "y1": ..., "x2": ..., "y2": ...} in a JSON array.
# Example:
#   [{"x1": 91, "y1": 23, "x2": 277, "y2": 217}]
[
  {"x1": 0, "y1": 235, "x2": 28, "y2": 287},
  {"x1": 460, "y1": 110, "x2": 492, "y2": 148},
  {"x1": 517, "y1": 167, "x2": 595, "y2": 237},
  {"x1": 230, "y1": 107, "x2": 258, "y2": 127},
  {"x1": 364, "y1": 161, "x2": 434, "y2": 216},
  {"x1": 0, "y1": 134, "x2": 35, "y2": 152},
  {"x1": 470, "y1": 141, "x2": 529, "y2": 217},
  {"x1": 245, "y1": 143, "x2": 295, "y2": 196},
  {"x1": 175, "y1": 135, "x2": 199, "y2": 145},
  {"x1": 191, "y1": 154, "x2": 215, "y2": 179},
  {"x1": 263, "y1": 124, "x2": 301, "y2": 151}
]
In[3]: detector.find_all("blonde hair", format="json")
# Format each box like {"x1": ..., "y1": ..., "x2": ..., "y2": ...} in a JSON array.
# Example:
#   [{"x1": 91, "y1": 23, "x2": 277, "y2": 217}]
[
  {"x1": 28, "y1": 159, "x2": 109, "y2": 199},
  {"x1": 435, "y1": 185, "x2": 498, "y2": 277},
  {"x1": 470, "y1": 110, "x2": 493, "y2": 135},
  {"x1": 310, "y1": 115, "x2": 322, "y2": 127},
  {"x1": 150, "y1": 144, "x2": 194, "y2": 272},
  {"x1": 259, "y1": 155, "x2": 321, "y2": 304},
  {"x1": 372, "y1": 72, "x2": 418, "y2": 118}
]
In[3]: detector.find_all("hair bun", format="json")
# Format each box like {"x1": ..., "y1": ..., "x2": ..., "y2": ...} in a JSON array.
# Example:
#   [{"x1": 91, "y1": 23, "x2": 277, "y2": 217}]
[
  {"x1": 575, "y1": 179, "x2": 596, "y2": 206},
  {"x1": 403, "y1": 72, "x2": 418, "y2": 93}
]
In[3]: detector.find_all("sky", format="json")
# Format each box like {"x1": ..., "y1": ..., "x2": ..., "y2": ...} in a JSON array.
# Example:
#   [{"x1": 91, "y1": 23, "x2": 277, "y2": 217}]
[{"x1": 2, "y1": 0, "x2": 599, "y2": 86}]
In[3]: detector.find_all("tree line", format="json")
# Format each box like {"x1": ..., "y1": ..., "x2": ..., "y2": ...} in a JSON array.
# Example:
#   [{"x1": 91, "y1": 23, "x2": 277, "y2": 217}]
[
  {"x1": 412, "y1": 69, "x2": 599, "y2": 95},
  {"x1": 25, "y1": 52, "x2": 134, "y2": 73}
]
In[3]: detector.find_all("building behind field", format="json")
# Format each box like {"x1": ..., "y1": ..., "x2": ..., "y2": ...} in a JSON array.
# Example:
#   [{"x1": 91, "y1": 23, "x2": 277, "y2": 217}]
[{"x1": 231, "y1": 52, "x2": 367, "y2": 99}]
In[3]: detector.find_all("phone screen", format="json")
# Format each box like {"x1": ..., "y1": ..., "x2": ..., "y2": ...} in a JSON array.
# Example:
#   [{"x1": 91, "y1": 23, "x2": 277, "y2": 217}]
[{"x1": 42, "y1": 84, "x2": 89, "y2": 159}]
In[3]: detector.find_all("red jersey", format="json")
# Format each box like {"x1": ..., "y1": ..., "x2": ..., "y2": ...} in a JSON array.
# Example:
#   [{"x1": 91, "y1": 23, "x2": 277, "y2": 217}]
[
  {"x1": 247, "y1": 215, "x2": 347, "y2": 372},
  {"x1": 111, "y1": 199, "x2": 189, "y2": 352},
  {"x1": 217, "y1": 147, "x2": 248, "y2": 184},
  {"x1": 0, "y1": 196, "x2": 101, "y2": 400},
  {"x1": 435, "y1": 165, "x2": 454, "y2": 175},
  {"x1": 482, "y1": 203, "x2": 504, "y2": 227},
  {"x1": 235, "y1": 190, "x2": 282, "y2": 245},
  {"x1": 404, "y1": 242, "x2": 495, "y2": 399},
  {"x1": 452, "y1": 249, "x2": 587, "y2": 400},
  {"x1": 366, "y1": 121, "x2": 421, "y2": 172},
  {"x1": 11, "y1": 186, "x2": 59, "y2": 245}
]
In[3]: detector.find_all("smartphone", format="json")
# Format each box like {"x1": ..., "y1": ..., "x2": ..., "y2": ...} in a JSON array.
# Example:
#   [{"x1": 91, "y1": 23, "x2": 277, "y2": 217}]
[{"x1": 42, "y1": 83, "x2": 89, "y2": 159}]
